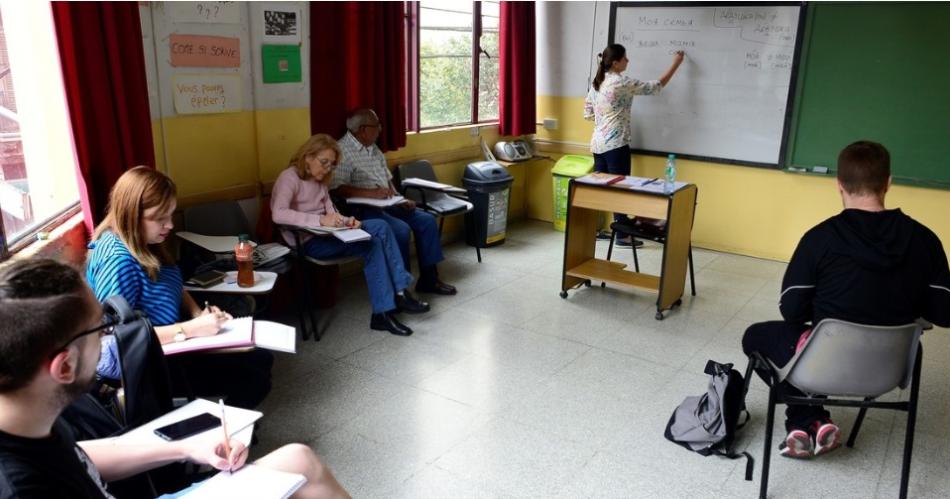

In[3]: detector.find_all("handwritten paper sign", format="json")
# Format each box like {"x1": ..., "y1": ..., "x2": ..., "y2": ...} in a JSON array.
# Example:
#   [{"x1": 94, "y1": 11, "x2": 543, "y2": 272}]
[
  {"x1": 172, "y1": 74, "x2": 242, "y2": 115},
  {"x1": 170, "y1": 35, "x2": 240, "y2": 68},
  {"x1": 167, "y1": 2, "x2": 241, "y2": 24}
]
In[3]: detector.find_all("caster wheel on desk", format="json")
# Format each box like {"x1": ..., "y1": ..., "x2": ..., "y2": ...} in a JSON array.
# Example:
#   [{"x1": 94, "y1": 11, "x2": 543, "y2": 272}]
[
  {"x1": 655, "y1": 311, "x2": 665, "y2": 321},
  {"x1": 673, "y1": 299, "x2": 682, "y2": 308},
  {"x1": 584, "y1": 280, "x2": 592, "y2": 287},
  {"x1": 600, "y1": 282, "x2": 606, "y2": 288},
  {"x1": 560, "y1": 291, "x2": 568, "y2": 299}
]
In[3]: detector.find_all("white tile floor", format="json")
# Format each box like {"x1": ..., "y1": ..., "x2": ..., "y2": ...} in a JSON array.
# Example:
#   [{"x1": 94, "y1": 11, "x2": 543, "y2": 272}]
[{"x1": 255, "y1": 220, "x2": 950, "y2": 499}]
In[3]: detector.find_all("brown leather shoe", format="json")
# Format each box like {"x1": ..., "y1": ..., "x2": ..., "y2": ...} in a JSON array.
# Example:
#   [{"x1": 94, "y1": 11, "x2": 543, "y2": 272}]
[{"x1": 416, "y1": 280, "x2": 457, "y2": 295}]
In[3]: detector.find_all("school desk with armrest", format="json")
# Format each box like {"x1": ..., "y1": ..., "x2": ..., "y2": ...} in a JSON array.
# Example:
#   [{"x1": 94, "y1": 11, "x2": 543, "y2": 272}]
[{"x1": 559, "y1": 179, "x2": 697, "y2": 320}]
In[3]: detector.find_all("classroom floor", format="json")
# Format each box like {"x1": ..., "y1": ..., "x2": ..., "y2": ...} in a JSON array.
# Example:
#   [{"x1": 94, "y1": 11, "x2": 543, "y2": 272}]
[{"x1": 255, "y1": 220, "x2": 950, "y2": 499}]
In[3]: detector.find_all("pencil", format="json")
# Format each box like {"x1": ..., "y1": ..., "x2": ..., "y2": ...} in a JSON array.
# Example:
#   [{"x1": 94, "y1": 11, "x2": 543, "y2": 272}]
[{"x1": 219, "y1": 399, "x2": 232, "y2": 472}]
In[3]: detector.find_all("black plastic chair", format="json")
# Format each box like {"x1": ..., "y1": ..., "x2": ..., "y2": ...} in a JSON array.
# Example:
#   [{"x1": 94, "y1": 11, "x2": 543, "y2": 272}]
[
  {"x1": 277, "y1": 224, "x2": 360, "y2": 341},
  {"x1": 396, "y1": 159, "x2": 481, "y2": 262},
  {"x1": 605, "y1": 216, "x2": 696, "y2": 296},
  {"x1": 748, "y1": 319, "x2": 924, "y2": 499}
]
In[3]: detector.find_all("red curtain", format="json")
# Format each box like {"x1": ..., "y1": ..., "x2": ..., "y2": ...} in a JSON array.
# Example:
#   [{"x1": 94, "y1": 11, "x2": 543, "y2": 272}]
[
  {"x1": 498, "y1": 1, "x2": 536, "y2": 137},
  {"x1": 52, "y1": 2, "x2": 155, "y2": 233},
  {"x1": 310, "y1": 2, "x2": 406, "y2": 152}
]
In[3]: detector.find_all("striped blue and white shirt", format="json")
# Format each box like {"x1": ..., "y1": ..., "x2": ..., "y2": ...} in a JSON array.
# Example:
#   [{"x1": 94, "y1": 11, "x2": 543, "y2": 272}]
[{"x1": 86, "y1": 231, "x2": 183, "y2": 379}]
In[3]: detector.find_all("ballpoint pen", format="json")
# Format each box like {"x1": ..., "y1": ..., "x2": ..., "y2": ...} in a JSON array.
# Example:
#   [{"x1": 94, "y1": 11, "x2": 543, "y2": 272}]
[{"x1": 641, "y1": 178, "x2": 659, "y2": 186}]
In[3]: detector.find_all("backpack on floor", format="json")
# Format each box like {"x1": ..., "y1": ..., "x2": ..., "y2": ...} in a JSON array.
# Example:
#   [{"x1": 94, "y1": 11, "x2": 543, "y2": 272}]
[{"x1": 664, "y1": 359, "x2": 754, "y2": 481}]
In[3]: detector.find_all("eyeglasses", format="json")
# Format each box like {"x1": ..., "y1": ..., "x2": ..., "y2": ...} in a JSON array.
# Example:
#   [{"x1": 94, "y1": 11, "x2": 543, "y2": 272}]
[
  {"x1": 48, "y1": 313, "x2": 119, "y2": 359},
  {"x1": 311, "y1": 156, "x2": 337, "y2": 170},
  {"x1": 361, "y1": 123, "x2": 382, "y2": 131}
]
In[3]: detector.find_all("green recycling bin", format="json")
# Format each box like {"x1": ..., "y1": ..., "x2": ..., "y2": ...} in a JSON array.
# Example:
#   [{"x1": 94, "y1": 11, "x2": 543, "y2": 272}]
[{"x1": 551, "y1": 155, "x2": 595, "y2": 231}]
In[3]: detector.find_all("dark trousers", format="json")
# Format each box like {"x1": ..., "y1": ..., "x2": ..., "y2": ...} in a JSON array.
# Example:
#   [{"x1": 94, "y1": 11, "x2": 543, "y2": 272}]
[
  {"x1": 593, "y1": 145, "x2": 632, "y2": 223},
  {"x1": 167, "y1": 348, "x2": 274, "y2": 409},
  {"x1": 742, "y1": 320, "x2": 831, "y2": 432}
]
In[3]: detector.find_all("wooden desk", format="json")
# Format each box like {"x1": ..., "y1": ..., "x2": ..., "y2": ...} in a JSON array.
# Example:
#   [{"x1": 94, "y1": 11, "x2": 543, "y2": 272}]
[{"x1": 559, "y1": 180, "x2": 698, "y2": 319}]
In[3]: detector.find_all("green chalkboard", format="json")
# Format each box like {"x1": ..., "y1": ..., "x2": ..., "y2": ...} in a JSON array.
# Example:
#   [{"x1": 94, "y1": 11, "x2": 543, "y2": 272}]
[{"x1": 787, "y1": 2, "x2": 950, "y2": 188}]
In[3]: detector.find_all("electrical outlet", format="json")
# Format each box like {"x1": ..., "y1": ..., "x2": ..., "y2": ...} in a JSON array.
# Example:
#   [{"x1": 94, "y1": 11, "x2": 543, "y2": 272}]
[
  {"x1": 470, "y1": 126, "x2": 480, "y2": 137},
  {"x1": 543, "y1": 118, "x2": 558, "y2": 130}
]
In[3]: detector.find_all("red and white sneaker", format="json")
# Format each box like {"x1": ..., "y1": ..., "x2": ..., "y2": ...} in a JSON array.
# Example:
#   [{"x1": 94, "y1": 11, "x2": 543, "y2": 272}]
[
  {"x1": 778, "y1": 429, "x2": 814, "y2": 459},
  {"x1": 814, "y1": 421, "x2": 842, "y2": 456}
]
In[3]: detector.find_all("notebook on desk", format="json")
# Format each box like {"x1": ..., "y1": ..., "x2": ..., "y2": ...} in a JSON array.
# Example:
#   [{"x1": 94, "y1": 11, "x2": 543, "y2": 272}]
[
  {"x1": 181, "y1": 464, "x2": 306, "y2": 499},
  {"x1": 162, "y1": 317, "x2": 297, "y2": 355},
  {"x1": 306, "y1": 226, "x2": 371, "y2": 243}
]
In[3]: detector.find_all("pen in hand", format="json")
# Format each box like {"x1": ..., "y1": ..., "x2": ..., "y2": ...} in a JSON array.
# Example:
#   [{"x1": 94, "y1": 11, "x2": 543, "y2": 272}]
[
  {"x1": 641, "y1": 178, "x2": 659, "y2": 186},
  {"x1": 219, "y1": 399, "x2": 232, "y2": 473}
]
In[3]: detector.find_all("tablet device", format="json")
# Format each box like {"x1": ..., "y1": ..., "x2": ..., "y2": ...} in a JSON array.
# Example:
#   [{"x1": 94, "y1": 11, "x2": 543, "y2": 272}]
[{"x1": 153, "y1": 412, "x2": 221, "y2": 441}]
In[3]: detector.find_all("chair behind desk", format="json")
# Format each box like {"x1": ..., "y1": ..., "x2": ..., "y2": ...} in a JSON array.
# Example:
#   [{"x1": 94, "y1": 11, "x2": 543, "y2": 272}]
[
  {"x1": 749, "y1": 319, "x2": 923, "y2": 499},
  {"x1": 605, "y1": 217, "x2": 696, "y2": 296}
]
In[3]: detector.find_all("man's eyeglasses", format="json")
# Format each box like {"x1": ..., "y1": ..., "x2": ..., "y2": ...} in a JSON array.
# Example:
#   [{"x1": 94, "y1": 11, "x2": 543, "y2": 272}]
[
  {"x1": 361, "y1": 123, "x2": 382, "y2": 131},
  {"x1": 48, "y1": 313, "x2": 119, "y2": 359}
]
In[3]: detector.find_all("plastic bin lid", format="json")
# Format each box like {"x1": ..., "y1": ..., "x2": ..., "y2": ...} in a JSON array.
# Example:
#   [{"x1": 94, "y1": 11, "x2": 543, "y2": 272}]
[
  {"x1": 464, "y1": 161, "x2": 513, "y2": 184},
  {"x1": 551, "y1": 154, "x2": 595, "y2": 177}
]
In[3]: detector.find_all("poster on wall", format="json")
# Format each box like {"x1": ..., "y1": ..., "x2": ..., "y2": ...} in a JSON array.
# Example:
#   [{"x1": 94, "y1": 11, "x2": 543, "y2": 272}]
[
  {"x1": 262, "y1": 8, "x2": 301, "y2": 44},
  {"x1": 262, "y1": 45, "x2": 302, "y2": 83},
  {"x1": 169, "y1": 34, "x2": 240, "y2": 68},
  {"x1": 172, "y1": 74, "x2": 242, "y2": 114},
  {"x1": 167, "y1": 2, "x2": 241, "y2": 24}
]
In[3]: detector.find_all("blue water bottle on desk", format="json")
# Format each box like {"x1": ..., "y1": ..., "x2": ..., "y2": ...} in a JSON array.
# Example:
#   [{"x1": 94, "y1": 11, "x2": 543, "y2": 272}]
[{"x1": 664, "y1": 154, "x2": 677, "y2": 194}]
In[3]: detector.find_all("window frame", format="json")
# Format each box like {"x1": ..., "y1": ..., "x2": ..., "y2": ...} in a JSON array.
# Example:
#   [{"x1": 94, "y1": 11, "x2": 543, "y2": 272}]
[{"x1": 406, "y1": 1, "x2": 499, "y2": 132}]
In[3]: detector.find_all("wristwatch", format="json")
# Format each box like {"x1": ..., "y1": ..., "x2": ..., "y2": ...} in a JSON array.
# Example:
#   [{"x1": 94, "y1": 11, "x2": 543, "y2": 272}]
[{"x1": 174, "y1": 324, "x2": 187, "y2": 342}]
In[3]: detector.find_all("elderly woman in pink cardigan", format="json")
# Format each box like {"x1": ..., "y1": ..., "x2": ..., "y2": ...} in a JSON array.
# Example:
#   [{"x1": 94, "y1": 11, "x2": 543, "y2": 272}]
[{"x1": 270, "y1": 134, "x2": 428, "y2": 336}]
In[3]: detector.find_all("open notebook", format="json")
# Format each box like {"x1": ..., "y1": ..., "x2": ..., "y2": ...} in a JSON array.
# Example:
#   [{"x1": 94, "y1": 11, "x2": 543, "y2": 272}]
[
  {"x1": 181, "y1": 464, "x2": 306, "y2": 499},
  {"x1": 162, "y1": 318, "x2": 296, "y2": 355},
  {"x1": 306, "y1": 225, "x2": 371, "y2": 243}
]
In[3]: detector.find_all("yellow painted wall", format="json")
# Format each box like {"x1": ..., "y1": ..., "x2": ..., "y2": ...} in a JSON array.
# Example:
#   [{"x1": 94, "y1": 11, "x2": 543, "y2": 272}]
[
  {"x1": 153, "y1": 109, "x2": 524, "y2": 240},
  {"x1": 533, "y1": 95, "x2": 950, "y2": 261}
]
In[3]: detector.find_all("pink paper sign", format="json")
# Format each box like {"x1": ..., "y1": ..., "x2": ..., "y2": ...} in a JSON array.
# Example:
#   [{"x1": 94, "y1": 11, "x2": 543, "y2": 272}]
[{"x1": 170, "y1": 34, "x2": 240, "y2": 68}]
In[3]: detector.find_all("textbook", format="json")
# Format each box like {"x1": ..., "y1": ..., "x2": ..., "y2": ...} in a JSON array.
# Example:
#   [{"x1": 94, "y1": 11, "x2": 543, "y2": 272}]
[
  {"x1": 345, "y1": 195, "x2": 406, "y2": 207},
  {"x1": 181, "y1": 464, "x2": 306, "y2": 499},
  {"x1": 576, "y1": 173, "x2": 624, "y2": 185}
]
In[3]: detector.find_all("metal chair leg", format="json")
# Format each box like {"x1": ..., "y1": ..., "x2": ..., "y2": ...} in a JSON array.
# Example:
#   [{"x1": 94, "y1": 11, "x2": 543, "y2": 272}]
[
  {"x1": 688, "y1": 245, "x2": 696, "y2": 296},
  {"x1": 632, "y1": 235, "x2": 640, "y2": 273},
  {"x1": 760, "y1": 386, "x2": 777, "y2": 499},
  {"x1": 899, "y1": 345, "x2": 923, "y2": 499},
  {"x1": 476, "y1": 245, "x2": 482, "y2": 263},
  {"x1": 606, "y1": 231, "x2": 616, "y2": 261},
  {"x1": 847, "y1": 402, "x2": 871, "y2": 448},
  {"x1": 294, "y1": 269, "x2": 311, "y2": 341}
]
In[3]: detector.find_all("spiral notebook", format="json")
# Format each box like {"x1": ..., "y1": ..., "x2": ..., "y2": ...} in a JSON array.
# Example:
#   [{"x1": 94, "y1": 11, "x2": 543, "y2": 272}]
[{"x1": 181, "y1": 464, "x2": 306, "y2": 499}]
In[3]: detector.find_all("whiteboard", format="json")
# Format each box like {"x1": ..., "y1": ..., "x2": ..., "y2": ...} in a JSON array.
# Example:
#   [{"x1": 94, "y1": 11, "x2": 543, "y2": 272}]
[{"x1": 609, "y1": 3, "x2": 803, "y2": 166}]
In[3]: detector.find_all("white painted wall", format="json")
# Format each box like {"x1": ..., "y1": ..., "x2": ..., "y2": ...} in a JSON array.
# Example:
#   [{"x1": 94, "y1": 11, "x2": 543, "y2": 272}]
[{"x1": 536, "y1": 1, "x2": 611, "y2": 97}]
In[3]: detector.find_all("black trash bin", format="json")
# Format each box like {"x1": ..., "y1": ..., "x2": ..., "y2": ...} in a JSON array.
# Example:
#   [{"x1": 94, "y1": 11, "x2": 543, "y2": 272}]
[{"x1": 463, "y1": 161, "x2": 514, "y2": 248}]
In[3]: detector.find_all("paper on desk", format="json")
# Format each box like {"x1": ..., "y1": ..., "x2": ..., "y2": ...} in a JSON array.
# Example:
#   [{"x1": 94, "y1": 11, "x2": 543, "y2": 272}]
[
  {"x1": 181, "y1": 464, "x2": 306, "y2": 499},
  {"x1": 345, "y1": 195, "x2": 406, "y2": 207},
  {"x1": 614, "y1": 176, "x2": 688, "y2": 193},
  {"x1": 162, "y1": 316, "x2": 254, "y2": 355},
  {"x1": 401, "y1": 177, "x2": 466, "y2": 193},
  {"x1": 113, "y1": 398, "x2": 262, "y2": 445},
  {"x1": 254, "y1": 320, "x2": 296, "y2": 353},
  {"x1": 176, "y1": 232, "x2": 257, "y2": 253},
  {"x1": 426, "y1": 196, "x2": 472, "y2": 214}
]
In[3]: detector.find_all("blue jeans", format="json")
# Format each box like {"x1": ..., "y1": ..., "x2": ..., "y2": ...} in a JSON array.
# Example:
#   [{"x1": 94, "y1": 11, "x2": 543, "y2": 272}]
[
  {"x1": 593, "y1": 145, "x2": 632, "y2": 223},
  {"x1": 358, "y1": 206, "x2": 444, "y2": 272},
  {"x1": 304, "y1": 219, "x2": 414, "y2": 314}
]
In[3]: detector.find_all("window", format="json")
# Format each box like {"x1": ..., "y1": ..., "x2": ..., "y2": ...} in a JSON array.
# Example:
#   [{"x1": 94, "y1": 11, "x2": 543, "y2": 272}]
[
  {"x1": 0, "y1": 2, "x2": 81, "y2": 256},
  {"x1": 407, "y1": 1, "x2": 499, "y2": 130}
]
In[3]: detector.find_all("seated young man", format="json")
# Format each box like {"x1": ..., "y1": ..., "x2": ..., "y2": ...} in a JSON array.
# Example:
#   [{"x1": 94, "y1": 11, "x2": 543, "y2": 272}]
[
  {"x1": 742, "y1": 141, "x2": 950, "y2": 459},
  {"x1": 0, "y1": 258, "x2": 350, "y2": 499}
]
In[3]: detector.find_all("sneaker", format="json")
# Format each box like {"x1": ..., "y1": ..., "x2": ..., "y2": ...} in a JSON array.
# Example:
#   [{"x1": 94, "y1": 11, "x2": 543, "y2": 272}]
[
  {"x1": 813, "y1": 420, "x2": 841, "y2": 456},
  {"x1": 614, "y1": 237, "x2": 644, "y2": 248},
  {"x1": 595, "y1": 230, "x2": 613, "y2": 241},
  {"x1": 778, "y1": 429, "x2": 814, "y2": 459}
]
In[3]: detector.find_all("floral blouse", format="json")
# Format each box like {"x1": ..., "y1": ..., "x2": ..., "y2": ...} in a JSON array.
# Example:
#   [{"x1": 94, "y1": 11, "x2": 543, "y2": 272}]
[{"x1": 583, "y1": 72, "x2": 662, "y2": 154}]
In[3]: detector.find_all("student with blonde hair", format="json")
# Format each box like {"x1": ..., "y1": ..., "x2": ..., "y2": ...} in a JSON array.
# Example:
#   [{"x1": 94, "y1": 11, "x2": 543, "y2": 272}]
[
  {"x1": 271, "y1": 134, "x2": 427, "y2": 336},
  {"x1": 86, "y1": 166, "x2": 273, "y2": 409}
]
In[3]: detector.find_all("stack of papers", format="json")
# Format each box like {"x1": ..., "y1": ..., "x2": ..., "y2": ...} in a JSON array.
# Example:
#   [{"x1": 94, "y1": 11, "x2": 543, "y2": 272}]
[
  {"x1": 426, "y1": 196, "x2": 473, "y2": 214},
  {"x1": 345, "y1": 195, "x2": 406, "y2": 207},
  {"x1": 252, "y1": 243, "x2": 290, "y2": 266},
  {"x1": 614, "y1": 176, "x2": 689, "y2": 194}
]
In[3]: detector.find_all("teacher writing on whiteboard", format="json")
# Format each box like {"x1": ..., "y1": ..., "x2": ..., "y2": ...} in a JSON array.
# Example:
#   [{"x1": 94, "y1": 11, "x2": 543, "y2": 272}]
[{"x1": 584, "y1": 44, "x2": 685, "y2": 244}]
